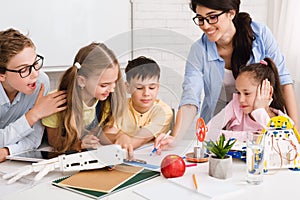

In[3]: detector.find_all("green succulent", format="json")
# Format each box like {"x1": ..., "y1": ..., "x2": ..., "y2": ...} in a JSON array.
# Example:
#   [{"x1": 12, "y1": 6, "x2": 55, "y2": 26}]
[{"x1": 204, "y1": 134, "x2": 236, "y2": 159}]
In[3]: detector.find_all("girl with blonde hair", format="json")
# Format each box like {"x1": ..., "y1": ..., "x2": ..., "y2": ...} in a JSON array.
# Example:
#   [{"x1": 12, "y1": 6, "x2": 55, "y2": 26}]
[{"x1": 42, "y1": 42, "x2": 127, "y2": 153}]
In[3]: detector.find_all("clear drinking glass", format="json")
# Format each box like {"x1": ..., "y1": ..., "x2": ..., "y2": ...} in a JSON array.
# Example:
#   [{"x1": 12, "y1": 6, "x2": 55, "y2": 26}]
[{"x1": 246, "y1": 131, "x2": 265, "y2": 185}]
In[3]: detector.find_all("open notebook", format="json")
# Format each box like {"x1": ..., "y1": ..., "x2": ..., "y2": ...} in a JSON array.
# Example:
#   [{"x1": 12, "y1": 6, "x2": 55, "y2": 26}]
[{"x1": 52, "y1": 164, "x2": 160, "y2": 199}]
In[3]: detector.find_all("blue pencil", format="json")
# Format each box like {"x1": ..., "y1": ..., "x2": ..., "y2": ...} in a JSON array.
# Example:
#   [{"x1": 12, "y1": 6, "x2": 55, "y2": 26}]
[{"x1": 150, "y1": 130, "x2": 171, "y2": 156}]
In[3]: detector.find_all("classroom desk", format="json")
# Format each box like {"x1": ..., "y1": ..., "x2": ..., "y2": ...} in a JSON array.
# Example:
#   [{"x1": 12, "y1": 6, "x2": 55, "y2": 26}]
[{"x1": 1, "y1": 140, "x2": 300, "y2": 200}]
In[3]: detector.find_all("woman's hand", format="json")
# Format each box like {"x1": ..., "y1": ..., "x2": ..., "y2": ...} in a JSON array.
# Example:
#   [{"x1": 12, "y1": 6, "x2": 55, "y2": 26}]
[{"x1": 154, "y1": 133, "x2": 175, "y2": 155}]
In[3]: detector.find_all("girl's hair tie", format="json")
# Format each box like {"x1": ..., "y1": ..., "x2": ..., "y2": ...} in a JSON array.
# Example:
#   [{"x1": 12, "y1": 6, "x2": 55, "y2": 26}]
[
  {"x1": 74, "y1": 62, "x2": 81, "y2": 69},
  {"x1": 260, "y1": 60, "x2": 268, "y2": 66}
]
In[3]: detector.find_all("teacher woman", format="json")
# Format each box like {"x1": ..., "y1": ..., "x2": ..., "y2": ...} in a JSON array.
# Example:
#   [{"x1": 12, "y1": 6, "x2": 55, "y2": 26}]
[{"x1": 155, "y1": 0, "x2": 299, "y2": 151}]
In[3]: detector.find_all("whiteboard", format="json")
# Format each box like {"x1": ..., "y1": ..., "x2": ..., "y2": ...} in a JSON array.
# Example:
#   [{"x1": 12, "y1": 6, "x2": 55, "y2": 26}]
[{"x1": 0, "y1": 0, "x2": 130, "y2": 68}]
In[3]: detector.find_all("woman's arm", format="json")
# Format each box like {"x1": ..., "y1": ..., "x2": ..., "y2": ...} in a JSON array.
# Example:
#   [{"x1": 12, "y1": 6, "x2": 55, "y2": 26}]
[
  {"x1": 154, "y1": 105, "x2": 197, "y2": 154},
  {"x1": 172, "y1": 105, "x2": 197, "y2": 137}
]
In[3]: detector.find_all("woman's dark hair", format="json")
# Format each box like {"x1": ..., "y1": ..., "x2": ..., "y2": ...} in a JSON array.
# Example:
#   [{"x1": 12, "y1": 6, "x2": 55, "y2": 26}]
[
  {"x1": 190, "y1": 0, "x2": 255, "y2": 78},
  {"x1": 239, "y1": 58, "x2": 286, "y2": 112}
]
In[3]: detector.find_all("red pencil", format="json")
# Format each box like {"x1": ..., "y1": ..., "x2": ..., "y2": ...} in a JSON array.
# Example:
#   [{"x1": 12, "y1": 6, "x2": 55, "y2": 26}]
[{"x1": 186, "y1": 163, "x2": 197, "y2": 167}]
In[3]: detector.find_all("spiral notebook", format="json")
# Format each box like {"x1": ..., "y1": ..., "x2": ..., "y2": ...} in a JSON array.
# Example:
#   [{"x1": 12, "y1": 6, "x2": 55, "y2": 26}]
[{"x1": 52, "y1": 164, "x2": 160, "y2": 199}]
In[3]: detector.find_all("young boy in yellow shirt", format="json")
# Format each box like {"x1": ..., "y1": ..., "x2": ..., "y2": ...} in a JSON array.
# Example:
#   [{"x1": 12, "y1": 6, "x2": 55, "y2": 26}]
[{"x1": 103, "y1": 56, "x2": 173, "y2": 156}]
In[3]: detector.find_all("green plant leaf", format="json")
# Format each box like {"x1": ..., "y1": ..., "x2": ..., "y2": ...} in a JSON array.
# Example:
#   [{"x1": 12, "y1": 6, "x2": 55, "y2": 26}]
[{"x1": 204, "y1": 134, "x2": 236, "y2": 159}]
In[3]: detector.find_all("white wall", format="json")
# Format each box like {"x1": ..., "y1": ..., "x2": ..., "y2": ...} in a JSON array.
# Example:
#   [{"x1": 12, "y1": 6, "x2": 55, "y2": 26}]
[
  {"x1": 0, "y1": 0, "x2": 131, "y2": 68},
  {"x1": 44, "y1": 0, "x2": 271, "y2": 106}
]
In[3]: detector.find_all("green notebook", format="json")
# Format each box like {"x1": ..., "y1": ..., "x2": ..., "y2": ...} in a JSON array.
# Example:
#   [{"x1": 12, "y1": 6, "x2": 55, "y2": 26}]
[{"x1": 52, "y1": 167, "x2": 160, "y2": 199}]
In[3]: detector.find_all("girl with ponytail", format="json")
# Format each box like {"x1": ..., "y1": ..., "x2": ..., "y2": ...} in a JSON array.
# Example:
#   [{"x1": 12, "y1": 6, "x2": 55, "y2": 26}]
[
  {"x1": 42, "y1": 42, "x2": 127, "y2": 153},
  {"x1": 206, "y1": 58, "x2": 292, "y2": 141}
]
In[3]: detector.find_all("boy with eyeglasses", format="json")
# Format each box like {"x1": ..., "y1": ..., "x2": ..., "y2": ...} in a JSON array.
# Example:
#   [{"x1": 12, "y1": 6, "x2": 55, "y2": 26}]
[
  {"x1": 0, "y1": 28, "x2": 67, "y2": 162},
  {"x1": 103, "y1": 56, "x2": 173, "y2": 158}
]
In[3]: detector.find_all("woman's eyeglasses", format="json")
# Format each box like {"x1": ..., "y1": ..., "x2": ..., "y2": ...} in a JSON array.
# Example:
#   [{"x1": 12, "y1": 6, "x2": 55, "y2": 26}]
[
  {"x1": 0, "y1": 55, "x2": 44, "y2": 78},
  {"x1": 192, "y1": 10, "x2": 227, "y2": 26}
]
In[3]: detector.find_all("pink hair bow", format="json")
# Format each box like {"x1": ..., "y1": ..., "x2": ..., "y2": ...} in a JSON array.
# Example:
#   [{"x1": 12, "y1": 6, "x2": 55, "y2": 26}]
[{"x1": 260, "y1": 60, "x2": 267, "y2": 65}]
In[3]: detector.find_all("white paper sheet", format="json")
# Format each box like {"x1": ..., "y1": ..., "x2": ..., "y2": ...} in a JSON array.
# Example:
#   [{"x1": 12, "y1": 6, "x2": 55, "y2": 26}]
[
  {"x1": 134, "y1": 181, "x2": 210, "y2": 200},
  {"x1": 134, "y1": 164, "x2": 244, "y2": 200},
  {"x1": 133, "y1": 140, "x2": 196, "y2": 168},
  {"x1": 169, "y1": 166, "x2": 244, "y2": 199}
]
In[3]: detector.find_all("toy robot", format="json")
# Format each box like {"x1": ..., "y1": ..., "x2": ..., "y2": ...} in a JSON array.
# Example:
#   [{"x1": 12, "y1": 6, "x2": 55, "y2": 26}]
[{"x1": 263, "y1": 116, "x2": 300, "y2": 169}]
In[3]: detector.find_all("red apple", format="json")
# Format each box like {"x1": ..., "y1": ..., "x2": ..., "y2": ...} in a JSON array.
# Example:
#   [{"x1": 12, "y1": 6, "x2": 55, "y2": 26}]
[{"x1": 160, "y1": 154, "x2": 186, "y2": 178}]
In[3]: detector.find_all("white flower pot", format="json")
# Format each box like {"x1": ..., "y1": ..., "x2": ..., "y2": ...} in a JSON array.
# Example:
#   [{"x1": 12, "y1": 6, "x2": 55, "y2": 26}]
[{"x1": 208, "y1": 155, "x2": 232, "y2": 179}]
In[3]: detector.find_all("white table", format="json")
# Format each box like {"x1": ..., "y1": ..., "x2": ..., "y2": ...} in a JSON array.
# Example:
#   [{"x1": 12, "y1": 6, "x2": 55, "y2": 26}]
[{"x1": 1, "y1": 140, "x2": 300, "y2": 200}]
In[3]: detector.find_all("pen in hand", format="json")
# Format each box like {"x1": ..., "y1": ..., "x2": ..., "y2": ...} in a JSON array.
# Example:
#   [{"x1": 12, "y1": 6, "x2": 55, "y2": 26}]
[{"x1": 150, "y1": 130, "x2": 171, "y2": 156}]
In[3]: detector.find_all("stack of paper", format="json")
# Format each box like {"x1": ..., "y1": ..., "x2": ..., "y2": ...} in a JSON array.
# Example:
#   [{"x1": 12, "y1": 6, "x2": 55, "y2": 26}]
[
  {"x1": 57, "y1": 164, "x2": 143, "y2": 193},
  {"x1": 52, "y1": 164, "x2": 160, "y2": 199}
]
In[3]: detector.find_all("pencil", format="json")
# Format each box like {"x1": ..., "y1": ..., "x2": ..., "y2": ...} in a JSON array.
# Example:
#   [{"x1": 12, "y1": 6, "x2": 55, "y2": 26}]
[
  {"x1": 186, "y1": 163, "x2": 197, "y2": 167},
  {"x1": 150, "y1": 130, "x2": 171, "y2": 156},
  {"x1": 192, "y1": 174, "x2": 199, "y2": 191}
]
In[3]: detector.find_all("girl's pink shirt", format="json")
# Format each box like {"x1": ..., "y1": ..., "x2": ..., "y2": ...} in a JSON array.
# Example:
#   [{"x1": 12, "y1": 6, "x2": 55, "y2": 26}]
[{"x1": 206, "y1": 93, "x2": 289, "y2": 141}]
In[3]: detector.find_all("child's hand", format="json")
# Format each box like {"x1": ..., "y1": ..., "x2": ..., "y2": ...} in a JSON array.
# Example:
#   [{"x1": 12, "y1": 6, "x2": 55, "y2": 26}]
[
  {"x1": 253, "y1": 79, "x2": 273, "y2": 110},
  {"x1": 34, "y1": 84, "x2": 67, "y2": 117},
  {"x1": 114, "y1": 133, "x2": 134, "y2": 160},
  {"x1": 0, "y1": 147, "x2": 9, "y2": 163},
  {"x1": 154, "y1": 134, "x2": 175, "y2": 155},
  {"x1": 26, "y1": 84, "x2": 67, "y2": 126},
  {"x1": 81, "y1": 135, "x2": 101, "y2": 149}
]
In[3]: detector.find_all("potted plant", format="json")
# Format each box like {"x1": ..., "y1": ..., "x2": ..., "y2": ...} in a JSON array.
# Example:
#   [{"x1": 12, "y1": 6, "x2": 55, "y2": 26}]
[{"x1": 205, "y1": 134, "x2": 236, "y2": 179}]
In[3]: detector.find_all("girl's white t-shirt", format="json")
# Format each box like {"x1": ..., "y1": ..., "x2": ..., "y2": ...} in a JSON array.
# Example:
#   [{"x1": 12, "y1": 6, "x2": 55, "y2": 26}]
[{"x1": 219, "y1": 68, "x2": 236, "y2": 103}]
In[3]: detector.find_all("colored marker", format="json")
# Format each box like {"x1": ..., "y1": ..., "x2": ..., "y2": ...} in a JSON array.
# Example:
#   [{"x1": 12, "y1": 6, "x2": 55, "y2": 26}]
[{"x1": 150, "y1": 130, "x2": 171, "y2": 156}]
